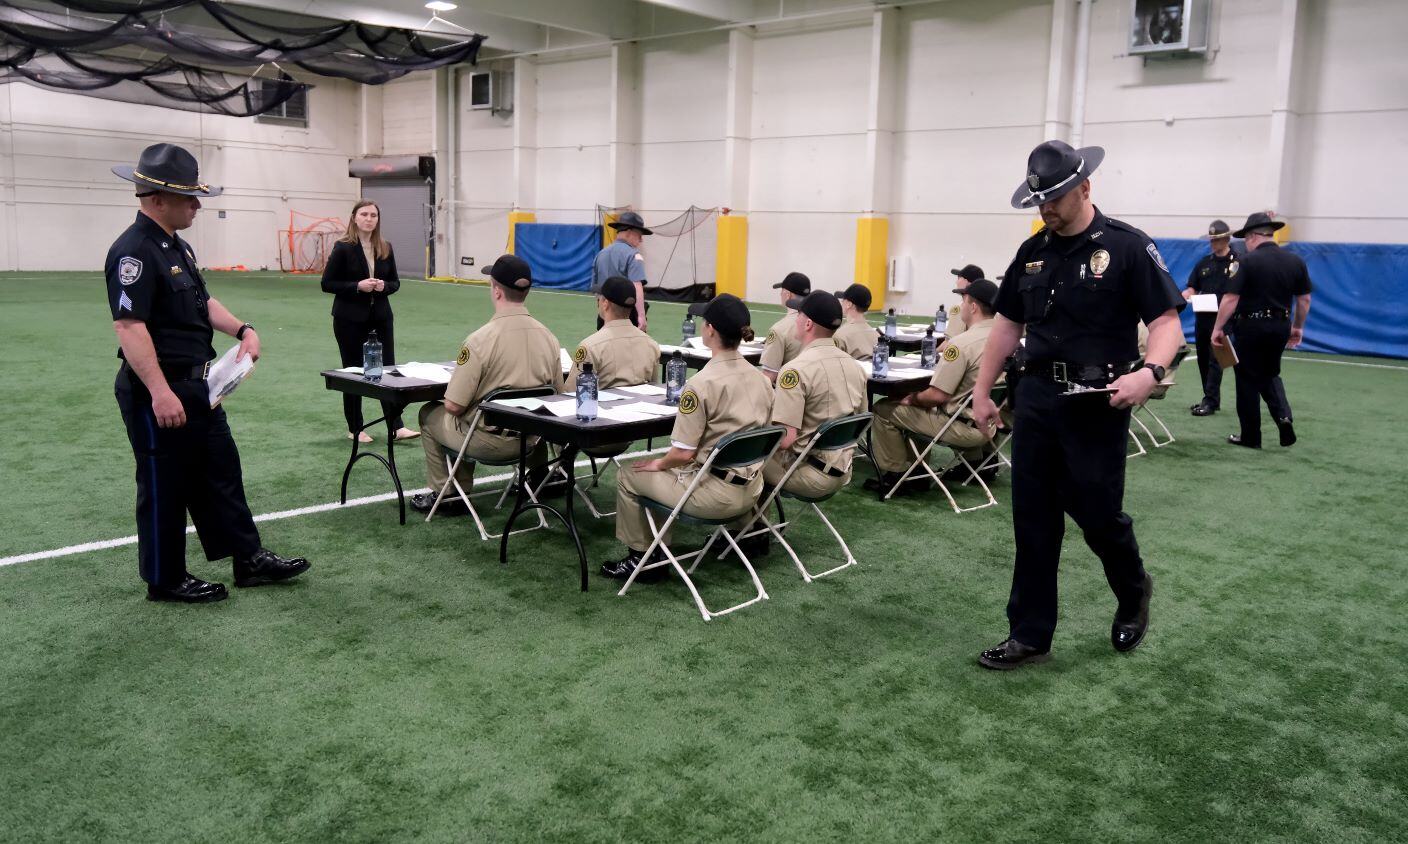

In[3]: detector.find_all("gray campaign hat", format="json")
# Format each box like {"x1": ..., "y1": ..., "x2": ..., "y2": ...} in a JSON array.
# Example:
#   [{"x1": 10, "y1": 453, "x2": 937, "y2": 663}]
[
  {"x1": 113, "y1": 143, "x2": 223, "y2": 197},
  {"x1": 1010, "y1": 140, "x2": 1104, "y2": 209},
  {"x1": 1232, "y1": 212, "x2": 1285, "y2": 239},
  {"x1": 1202, "y1": 219, "x2": 1233, "y2": 240},
  {"x1": 607, "y1": 211, "x2": 653, "y2": 235}
]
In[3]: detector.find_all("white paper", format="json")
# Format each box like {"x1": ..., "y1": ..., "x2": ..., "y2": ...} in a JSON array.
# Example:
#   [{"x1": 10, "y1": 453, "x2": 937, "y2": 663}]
[
  {"x1": 613, "y1": 401, "x2": 677, "y2": 417},
  {"x1": 854, "y1": 360, "x2": 874, "y2": 376},
  {"x1": 901, "y1": 323, "x2": 932, "y2": 333},
  {"x1": 488, "y1": 397, "x2": 545, "y2": 411},
  {"x1": 597, "y1": 407, "x2": 656, "y2": 423},
  {"x1": 1191, "y1": 293, "x2": 1220, "y2": 313},
  {"x1": 559, "y1": 347, "x2": 573, "y2": 372},
  {"x1": 395, "y1": 362, "x2": 453, "y2": 384},
  {"x1": 558, "y1": 389, "x2": 626, "y2": 401},
  {"x1": 683, "y1": 337, "x2": 707, "y2": 349},
  {"x1": 540, "y1": 400, "x2": 578, "y2": 417},
  {"x1": 888, "y1": 367, "x2": 934, "y2": 378},
  {"x1": 660, "y1": 343, "x2": 711, "y2": 357},
  {"x1": 335, "y1": 365, "x2": 363, "y2": 373},
  {"x1": 208, "y1": 344, "x2": 254, "y2": 408},
  {"x1": 615, "y1": 383, "x2": 667, "y2": 396}
]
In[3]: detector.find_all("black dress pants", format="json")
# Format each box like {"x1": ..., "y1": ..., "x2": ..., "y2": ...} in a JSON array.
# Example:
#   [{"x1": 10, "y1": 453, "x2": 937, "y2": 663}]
[
  {"x1": 1006, "y1": 376, "x2": 1150, "y2": 651},
  {"x1": 1193, "y1": 312, "x2": 1223, "y2": 407},
  {"x1": 115, "y1": 367, "x2": 262, "y2": 586},
  {"x1": 1230, "y1": 317, "x2": 1292, "y2": 447},
  {"x1": 333, "y1": 315, "x2": 403, "y2": 431}
]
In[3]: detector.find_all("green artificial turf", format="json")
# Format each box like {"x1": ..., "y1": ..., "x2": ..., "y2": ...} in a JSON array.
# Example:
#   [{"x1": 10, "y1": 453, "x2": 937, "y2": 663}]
[{"x1": 1, "y1": 271, "x2": 1405, "y2": 842}]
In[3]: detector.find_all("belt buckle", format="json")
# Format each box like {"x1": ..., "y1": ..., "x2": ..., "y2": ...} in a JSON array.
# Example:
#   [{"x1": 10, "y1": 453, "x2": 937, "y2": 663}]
[
  {"x1": 1053, "y1": 361, "x2": 1069, "y2": 388},
  {"x1": 201, "y1": 360, "x2": 211, "y2": 380}
]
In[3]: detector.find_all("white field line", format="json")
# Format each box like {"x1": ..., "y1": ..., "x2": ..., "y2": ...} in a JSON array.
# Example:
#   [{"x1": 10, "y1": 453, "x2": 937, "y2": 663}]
[{"x1": 0, "y1": 446, "x2": 666, "y2": 569}]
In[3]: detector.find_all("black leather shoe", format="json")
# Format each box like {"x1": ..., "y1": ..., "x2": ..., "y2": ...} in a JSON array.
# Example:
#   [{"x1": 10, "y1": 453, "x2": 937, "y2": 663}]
[
  {"x1": 718, "y1": 529, "x2": 771, "y2": 561},
  {"x1": 1112, "y1": 573, "x2": 1154, "y2": 652},
  {"x1": 863, "y1": 473, "x2": 931, "y2": 496},
  {"x1": 978, "y1": 638, "x2": 1050, "y2": 670},
  {"x1": 1276, "y1": 418, "x2": 1297, "y2": 447},
  {"x1": 411, "y1": 492, "x2": 466, "y2": 515},
  {"x1": 233, "y1": 549, "x2": 310, "y2": 588},
  {"x1": 1227, "y1": 434, "x2": 1261, "y2": 449},
  {"x1": 147, "y1": 575, "x2": 228, "y2": 603},
  {"x1": 1190, "y1": 402, "x2": 1217, "y2": 417},
  {"x1": 600, "y1": 549, "x2": 667, "y2": 582}
]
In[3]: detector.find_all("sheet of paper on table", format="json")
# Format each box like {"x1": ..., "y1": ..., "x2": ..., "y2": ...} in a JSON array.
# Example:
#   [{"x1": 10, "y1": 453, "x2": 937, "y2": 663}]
[
  {"x1": 615, "y1": 383, "x2": 667, "y2": 396},
  {"x1": 901, "y1": 323, "x2": 932, "y2": 333},
  {"x1": 597, "y1": 406, "x2": 656, "y2": 423},
  {"x1": 612, "y1": 401, "x2": 677, "y2": 417},
  {"x1": 396, "y1": 362, "x2": 454, "y2": 384},
  {"x1": 660, "y1": 344, "x2": 711, "y2": 357},
  {"x1": 683, "y1": 337, "x2": 707, "y2": 350},
  {"x1": 335, "y1": 366, "x2": 363, "y2": 373},
  {"x1": 538, "y1": 400, "x2": 578, "y2": 417},
  {"x1": 1191, "y1": 293, "x2": 1220, "y2": 313},
  {"x1": 488, "y1": 397, "x2": 545, "y2": 411},
  {"x1": 888, "y1": 367, "x2": 934, "y2": 378},
  {"x1": 559, "y1": 348, "x2": 573, "y2": 372},
  {"x1": 854, "y1": 360, "x2": 874, "y2": 376},
  {"x1": 558, "y1": 389, "x2": 626, "y2": 401}
]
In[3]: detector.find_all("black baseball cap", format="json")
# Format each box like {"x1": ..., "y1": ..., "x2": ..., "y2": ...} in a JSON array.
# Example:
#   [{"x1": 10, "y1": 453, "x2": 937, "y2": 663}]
[
  {"x1": 481, "y1": 254, "x2": 532, "y2": 290},
  {"x1": 599, "y1": 276, "x2": 637, "y2": 308},
  {"x1": 772, "y1": 271, "x2": 811, "y2": 296},
  {"x1": 687, "y1": 293, "x2": 751, "y2": 335},
  {"x1": 785, "y1": 291, "x2": 843, "y2": 331},
  {"x1": 950, "y1": 264, "x2": 984, "y2": 282},
  {"x1": 953, "y1": 278, "x2": 999, "y2": 310},
  {"x1": 834, "y1": 282, "x2": 872, "y2": 312}
]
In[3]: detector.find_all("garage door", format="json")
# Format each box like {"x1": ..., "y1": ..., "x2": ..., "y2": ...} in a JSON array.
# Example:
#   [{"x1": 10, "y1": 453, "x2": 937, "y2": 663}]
[{"x1": 361, "y1": 178, "x2": 431, "y2": 278}]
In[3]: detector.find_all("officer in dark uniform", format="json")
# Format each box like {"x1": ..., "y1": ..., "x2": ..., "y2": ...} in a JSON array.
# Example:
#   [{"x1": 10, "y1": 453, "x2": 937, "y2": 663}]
[
  {"x1": 1184, "y1": 219, "x2": 1240, "y2": 416},
  {"x1": 970, "y1": 140, "x2": 1186, "y2": 669},
  {"x1": 1211, "y1": 212, "x2": 1312, "y2": 449},
  {"x1": 108, "y1": 143, "x2": 309, "y2": 603}
]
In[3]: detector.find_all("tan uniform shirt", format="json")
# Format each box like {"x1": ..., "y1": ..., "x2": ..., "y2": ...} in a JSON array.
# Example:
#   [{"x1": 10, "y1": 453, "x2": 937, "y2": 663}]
[
  {"x1": 759, "y1": 311, "x2": 804, "y2": 372},
  {"x1": 567, "y1": 318, "x2": 660, "y2": 388},
  {"x1": 946, "y1": 303, "x2": 967, "y2": 338},
  {"x1": 445, "y1": 303, "x2": 562, "y2": 412},
  {"x1": 833, "y1": 317, "x2": 877, "y2": 360},
  {"x1": 672, "y1": 349, "x2": 774, "y2": 469},
  {"x1": 772, "y1": 338, "x2": 867, "y2": 463},
  {"x1": 929, "y1": 318, "x2": 993, "y2": 416}
]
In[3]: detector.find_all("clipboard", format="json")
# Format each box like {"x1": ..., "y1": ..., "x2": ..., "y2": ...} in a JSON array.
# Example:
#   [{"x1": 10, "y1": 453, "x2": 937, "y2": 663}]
[{"x1": 1213, "y1": 337, "x2": 1238, "y2": 369}]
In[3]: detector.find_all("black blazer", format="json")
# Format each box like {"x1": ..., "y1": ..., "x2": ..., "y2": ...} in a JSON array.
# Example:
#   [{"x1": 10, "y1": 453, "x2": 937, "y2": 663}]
[{"x1": 321, "y1": 239, "x2": 401, "y2": 322}]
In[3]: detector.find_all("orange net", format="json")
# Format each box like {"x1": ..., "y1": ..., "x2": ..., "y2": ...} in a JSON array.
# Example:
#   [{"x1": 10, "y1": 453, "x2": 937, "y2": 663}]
[{"x1": 277, "y1": 210, "x2": 346, "y2": 273}]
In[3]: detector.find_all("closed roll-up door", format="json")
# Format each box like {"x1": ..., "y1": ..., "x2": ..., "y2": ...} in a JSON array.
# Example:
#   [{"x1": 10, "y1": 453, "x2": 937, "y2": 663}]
[{"x1": 362, "y1": 178, "x2": 431, "y2": 278}]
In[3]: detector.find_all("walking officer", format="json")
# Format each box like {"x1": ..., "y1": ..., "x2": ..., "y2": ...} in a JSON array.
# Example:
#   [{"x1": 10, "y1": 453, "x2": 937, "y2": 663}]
[
  {"x1": 107, "y1": 143, "x2": 309, "y2": 603},
  {"x1": 1184, "y1": 220, "x2": 1239, "y2": 416},
  {"x1": 1211, "y1": 212, "x2": 1312, "y2": 449},
  {"x1": 592, "y1": 211, "x2": 652, "y2": 330},
  {"x1": 971, "y1": 140, "x2": 1185, "y2": 669}
]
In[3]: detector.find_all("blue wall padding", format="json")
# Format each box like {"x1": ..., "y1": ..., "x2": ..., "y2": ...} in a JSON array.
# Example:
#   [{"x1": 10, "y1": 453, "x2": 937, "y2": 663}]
[
  {"x1": 1152, "y1": 238, "x2": 1408, "y2": 360},
  {"x1": 512, "y1": 223, "x2": 602, "y2": 290}
]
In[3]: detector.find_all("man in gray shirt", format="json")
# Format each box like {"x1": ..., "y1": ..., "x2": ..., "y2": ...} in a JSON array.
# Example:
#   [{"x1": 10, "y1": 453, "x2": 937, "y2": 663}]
[{"x1": 592, "y1": 211, "x2": 651, "y2": 330}]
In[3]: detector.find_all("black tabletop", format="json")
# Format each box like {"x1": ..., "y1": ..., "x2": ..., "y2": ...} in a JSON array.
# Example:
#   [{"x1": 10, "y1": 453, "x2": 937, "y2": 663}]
[
  {"x1": 658, "y1": 343, "x2": 763, "y2": 370},
  {"x1": 322, "y1": 367, "x2": 450, "y2": 404},
  {"x1": 480, "y1": 390, "x2": 678, "y2": 450}
]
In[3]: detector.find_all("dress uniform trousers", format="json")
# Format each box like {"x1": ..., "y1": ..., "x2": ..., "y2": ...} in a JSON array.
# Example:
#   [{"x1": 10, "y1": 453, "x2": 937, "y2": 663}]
[
  {"x1": 115, "y1": 366, "x2": 261, "y2": 587},
  {"x1": 762, "y1": 451, "x2": 848, "y2": 500},
  {"x1": 1192, "y1": 312, "x2": 1223, "y2": 407},
  {"x1": 615, "y1": 467, "x2": 760, "y2": 551},
  {"x1": 1230, "y1": 317, "x2": 1293, "y2": 447},
  {"x1": 1007, "y1": 376, "x2": 1149, "y2": 651},
  {"x1": 870, "y1": 401, "x2": 988, "y2": 473},
  {"x1": 418, "y1": 402, "x2": 547, "y2": 494},
  {"x1": 333, "y1": 314, "x2": 403, "y2": 432}
]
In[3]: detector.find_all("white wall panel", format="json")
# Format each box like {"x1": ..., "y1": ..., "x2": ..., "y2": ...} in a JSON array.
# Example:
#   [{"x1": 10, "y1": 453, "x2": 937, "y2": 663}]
[
  {"x1": 749, "y1": 135, "x2": 867, "y2": 212},
  {"x1": 536, "y1": 55, "x2": 612, "y2": 148},
  {"x1": 745, "y1": 212, "x2": 855, "y2": 303},
  {"x1": 639, "y1": 34, "x2": 728, "y2": 144},
  {"x1": 639, "y1": 142, "x2": 726, "y2": 211},
  {"x1": 382, "y1": 74, "x2": 435, "y2": 154},
  {"x1": 751, "y1": 22, "x2": 871, "y2": 138}
]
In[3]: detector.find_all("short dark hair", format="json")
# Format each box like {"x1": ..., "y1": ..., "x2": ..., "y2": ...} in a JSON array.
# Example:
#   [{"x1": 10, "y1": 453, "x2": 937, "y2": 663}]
[
  {"x1": 498, "y1": 283, "x2": 528, "y2": 303},
  {"x1": 968, "y1": 295, "x2": 996, "y2": 317},
  {"x1": 600, "y1": 296, "x2": 631, "y2": 319}
]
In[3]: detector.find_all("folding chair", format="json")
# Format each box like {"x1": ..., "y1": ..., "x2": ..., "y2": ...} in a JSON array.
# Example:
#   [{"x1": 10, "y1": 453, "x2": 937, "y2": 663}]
[
  {"x1": 742, "y1": 413, "x2": 872, "y2": 583},
  {"x1": 537, "y1": 443, "x2": 628, "y2": 518},
  {"x1": 618, "y1": 426, "x2": 786, "y2": 621},
  {"x1": 425, "y1": 385, "x2": 557, "y2": 541},
  {"x1": 970, "y1": 382, "x2": 1013, "y2": 479},
  {"x1": 882, "y1": 392, "x2": 997, "y2": 513},
  {"x1": 1132, "y1": 346, "x2": 1191, "y2": 449}
]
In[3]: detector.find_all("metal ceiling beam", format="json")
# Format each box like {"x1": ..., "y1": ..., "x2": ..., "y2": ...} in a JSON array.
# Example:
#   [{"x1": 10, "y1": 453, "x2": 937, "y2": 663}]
[{"x1": 633, "y1": 0, "x2": 757, "y2": 24}]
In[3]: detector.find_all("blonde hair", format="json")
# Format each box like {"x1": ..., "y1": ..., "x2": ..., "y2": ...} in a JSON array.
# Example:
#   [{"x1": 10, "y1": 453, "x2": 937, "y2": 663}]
[{"x1": 340, "y1": 199, "x2": 390, "y2": 260}]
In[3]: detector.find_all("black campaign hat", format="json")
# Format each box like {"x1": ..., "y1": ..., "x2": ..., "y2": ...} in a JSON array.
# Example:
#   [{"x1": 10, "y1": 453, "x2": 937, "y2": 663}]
[
  {"x1": 481, "y1": 253, "x2": 532, "y2": 290},
  {"x1": 1010, "y1": 140, "x2": 1103, "y2": 209},
  {"x1": 1202, "y1": 219, "x2": 1232, "y2": 240},
  {"x1": 953, "y1": 278, "x2": 999, "y2": 310},
  {"x1": 599, "y1": 275, "x2": 637, "y2": 308},
  {"x1": 834, "y1": 282, "x2": 872, "y2": 312},
  {"x1": 112, "y1": 143, "x2": 222, "y2": 197},
  {"x1": 772, "y1": 271, "x2": 811, "y2": 296},
  {"x1": 785, "y1": 291, "x2": 843, "y2": 331},
  {"x1": 950, "y1": 264, "x2": 984, "y2": 282},
  {"x1": 1232, "y1": 212, "x2": 1285, "y2": 239},
  {"x1": 688, "y1": 293, "x2": 751, "y2": 335},
  {"x1": 607, "y1": 211, "x2": 653, "y2": 235}
]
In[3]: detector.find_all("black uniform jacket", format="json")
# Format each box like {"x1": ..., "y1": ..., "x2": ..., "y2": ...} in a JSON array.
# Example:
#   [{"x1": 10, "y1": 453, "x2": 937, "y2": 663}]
[
  {"x1": 321, "y1": 239, "x2": 401, "y2": 322},
  {"x1": 1186, "y1": 250, "x2": 1239, "y2": 300},
  {"x1": 1225, "y1": 241, "x2": 1313, "y2": 314},
  {"x1": 105, "y1": 211, "x2": 214, "y2": 366}
]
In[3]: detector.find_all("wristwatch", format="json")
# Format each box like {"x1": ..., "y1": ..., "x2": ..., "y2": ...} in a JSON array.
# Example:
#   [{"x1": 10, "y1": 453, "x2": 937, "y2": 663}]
[
  {"x1": 1143, "y1": 363, "x2": 1166, "y2": 382},
  {"x1": 237, "y1": 322, "x2": 254, "y2": 340}
]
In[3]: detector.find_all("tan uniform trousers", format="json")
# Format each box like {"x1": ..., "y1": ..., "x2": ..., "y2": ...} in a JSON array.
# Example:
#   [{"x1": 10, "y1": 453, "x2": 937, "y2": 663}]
[
  {"x1": 615, "y1": 464, "x2": 762, "y2": 551},
  {"x1": 419, "y1": 402, "x2": 544, "y2": 493},
  {"x1": 763, "y1": 451, "x2": 848, "y2": 500},
  {"x1": 871, "y1": 400, "x2": 988, "y2": 473}
]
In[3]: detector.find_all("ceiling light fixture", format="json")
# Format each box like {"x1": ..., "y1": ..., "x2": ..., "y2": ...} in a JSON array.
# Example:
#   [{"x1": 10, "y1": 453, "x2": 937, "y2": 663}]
[{"x1": 425, "y1": 1, "x2": 458, "y2": 10}]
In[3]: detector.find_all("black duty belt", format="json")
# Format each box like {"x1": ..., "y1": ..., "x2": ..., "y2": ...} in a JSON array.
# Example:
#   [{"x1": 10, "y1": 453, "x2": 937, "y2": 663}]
[
  {"x1": 709, "y1": 466, "x2": 752, "y2": 486},
  {"x1": 1236, "y1": 308, "x2": 1290, "y2": 320},
  {"x1": 127, "y1": 360, "x2": 210, "y2": 381},
  {"x1": 805, "y1": 456, "x2": 847, "y2": 478},
  {"x1": 1023, "y1": 359, "x2": 1139, "y2": 386}
]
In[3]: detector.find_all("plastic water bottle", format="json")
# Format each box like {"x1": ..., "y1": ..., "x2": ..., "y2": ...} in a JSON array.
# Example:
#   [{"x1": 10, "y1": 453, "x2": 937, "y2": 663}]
[
  {"x1": 884, "y1": 308, "x2": 897, "y2": 339},
  {"x1": 934, "y1": 306, "x2": 948, "y2": 336},
  {"x1": 681, "y1": 314, "x2": 696, "y2": 343},
  {"x1": 363, "y1": 330, "x2": 383, "y2": 382},
  {"x1": 872, "y1": 332, "x2": 890, "y2": 378},
  {"x1": 576, "y1": 361, "x2": 598, "y2": 422},
  {"x1": 920, "y1": 327, "x2": 937, "y2": 368},
  {"x1": 665, "y1": 350, "x2": 687, "y2": 405}
]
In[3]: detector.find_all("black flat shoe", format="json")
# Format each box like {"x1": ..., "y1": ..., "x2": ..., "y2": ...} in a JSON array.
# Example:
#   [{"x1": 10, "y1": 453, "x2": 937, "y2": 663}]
[
  {"x1": 601, "y1": 549, "x2": 667, "y2": 583},
  {"x1": 1227, "y1": 434, "x2": 1261, "y2": 449},
  {"x1": 234, "y1": 549, "x2": 310, "y2": 588},
  {"x1": 411, "y1": 492, "x2": 467, "y2": 515},
  {"x1": 1276, "y1": 418, "x2": 1297, "y2": 447},
  {"x1": 978, "y1": 638, "x2": 1050, "y2": 670},
  {"x1": 1190, "y1": 402, "x2": 1217, "y2": 417},
  {"x1": 1112, "y1": 573, "x2": 1153, "y2": 653},
  {"x1": 147, "y1": 575, "x2": 228, "y2": 604}
]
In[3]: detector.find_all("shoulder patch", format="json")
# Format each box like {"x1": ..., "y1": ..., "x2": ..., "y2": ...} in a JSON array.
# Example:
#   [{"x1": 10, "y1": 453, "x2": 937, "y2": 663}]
[
  {"x1": 942, "y1": 345, "x2": 961, "y2": 363},
  {"x1": 1228, "y1": 261, "x2": 1239, "y2": 277},
  {"x1": 949, "y1": 305, "x2": 961, "y2": 316},
  {"x1": 679, "y1": 389, "x2": 699, "y2": 414},
  {"x1": 779, "y1": 369, "x2": 800, "y2": 390},
  {"x1": 456, "y1": 345, "x2": 470, "y2": 366},
  {"x1": 1146, "y1": 243, "x2": 1169, "y2": 273},
  {"x1": 118, "y1": 257, "x2": 143, "y2": 285},
  {"x1": 764, "y1": 331, "x2": 777, "y2": 346},
  {"x1": 573, "y1": 346, "x2": 587, "y2": 363},
  {"x1": 633, "y1": 253, "x2": 645, "y2": 262}
]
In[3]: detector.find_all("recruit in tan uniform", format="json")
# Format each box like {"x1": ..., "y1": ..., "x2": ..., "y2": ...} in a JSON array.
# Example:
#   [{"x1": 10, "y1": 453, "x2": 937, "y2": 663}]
[
  {"x1": 567, "y1": 275, "x2": 660, "y2": 388},
  {"x1": 758, "y1": 271, "x2": 811, "y2": 380},
  {"x1": 867, "y1": 278, "x2": 1001, "y2": 490},
  {"x1": 941, "y1": 264, "x2": 984, "y2": 348},
  {"x1": 764, "y1": 291, "x2": 867, "y2": 499},
  {"x1": 602, "y1": 294, "x2": 774, "y2": 579},
  {"x1": 411, "y1": 254, "x2": 562, "y2": 512},
  {"x1": 832, "y1": 282, "x2": 877, "y2": 360}
]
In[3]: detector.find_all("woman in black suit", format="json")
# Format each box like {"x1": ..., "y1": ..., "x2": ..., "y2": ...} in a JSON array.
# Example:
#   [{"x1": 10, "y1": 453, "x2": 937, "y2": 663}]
[{"x1": 322, "y1": 199, "x2": 418, "y2": 442}]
